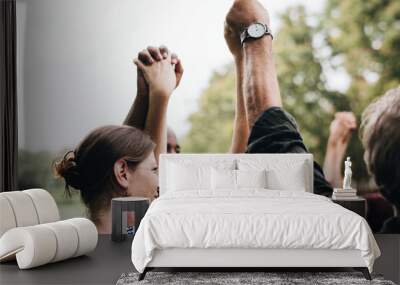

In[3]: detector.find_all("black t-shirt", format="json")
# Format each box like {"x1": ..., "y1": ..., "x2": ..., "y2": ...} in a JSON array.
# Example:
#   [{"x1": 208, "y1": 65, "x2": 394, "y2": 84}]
[{"x1": 246, "y1": 107, "x2": 333, "y2": 196}]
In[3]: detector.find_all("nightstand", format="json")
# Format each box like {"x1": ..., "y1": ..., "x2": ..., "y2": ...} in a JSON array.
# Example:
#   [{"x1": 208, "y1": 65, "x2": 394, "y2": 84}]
[{"x1": 331, "y1": 196, "x2": 367, "y2": 218}]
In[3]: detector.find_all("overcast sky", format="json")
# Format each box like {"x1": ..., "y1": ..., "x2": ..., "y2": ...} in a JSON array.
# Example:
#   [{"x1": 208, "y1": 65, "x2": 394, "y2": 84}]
[{"x1": 17, "y1": 0, "x2": 327, "y2": 152}]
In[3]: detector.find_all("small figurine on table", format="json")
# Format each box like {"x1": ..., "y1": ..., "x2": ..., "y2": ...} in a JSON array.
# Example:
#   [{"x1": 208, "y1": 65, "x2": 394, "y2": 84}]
[
  {"x1": 343, "y1": 157, "x2": 352, "y2": 190},
  {"x1": 332, "y1": 157, "x2": 357, "y2": 199}
]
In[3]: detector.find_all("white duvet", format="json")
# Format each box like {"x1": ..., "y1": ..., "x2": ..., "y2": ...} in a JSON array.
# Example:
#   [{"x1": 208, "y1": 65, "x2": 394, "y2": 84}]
[{"x1": 131, "y1": 190, "x2": 380, "y2": 273}]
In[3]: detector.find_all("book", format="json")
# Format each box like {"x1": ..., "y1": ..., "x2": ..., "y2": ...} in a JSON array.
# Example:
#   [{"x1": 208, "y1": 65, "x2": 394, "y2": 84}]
[
  {"x1": 332, "y1": 192, "x2": 358, "y2": 197},
  {"x1": 332, "y1": 195, "x2": 361, "y2": 201},
  {"x1": 333, "y1": 188, "x2": 357, "y2": 193},
  {"x1": 332, "y1": 192, "x2": 359, "y2": 197}
]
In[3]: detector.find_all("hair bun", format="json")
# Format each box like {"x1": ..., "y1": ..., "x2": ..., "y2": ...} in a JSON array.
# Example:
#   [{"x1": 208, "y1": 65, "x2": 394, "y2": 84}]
[{"x1": 54, "y1": 151, "x2": 83, "y2": 190}]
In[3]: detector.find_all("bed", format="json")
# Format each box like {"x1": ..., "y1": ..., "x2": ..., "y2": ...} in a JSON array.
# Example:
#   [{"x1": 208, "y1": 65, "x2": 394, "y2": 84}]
[{"x1": 131, "y1": 154, "x2": 380, "y2": 280}]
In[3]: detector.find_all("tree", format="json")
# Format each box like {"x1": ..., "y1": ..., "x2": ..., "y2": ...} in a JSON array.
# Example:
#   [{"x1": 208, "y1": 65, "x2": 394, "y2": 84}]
[
  {"x1": 274, "y1": 6, "x2": 348, "y2": 164},
  {"x1": 182, "y1": 66, "x2": 236, "y2": 153},
  {"x1": 323, "y1": 0, "x2": 400, "y2": 105},
  {"x1": 321, "y1": 0, "x2": 400, "y2": 181}
]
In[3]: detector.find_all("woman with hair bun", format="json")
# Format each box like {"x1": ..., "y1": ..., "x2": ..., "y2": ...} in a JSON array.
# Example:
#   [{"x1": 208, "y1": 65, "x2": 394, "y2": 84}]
[{"x1": 54, "y1": 46, "x2": 183, "y2": 233}]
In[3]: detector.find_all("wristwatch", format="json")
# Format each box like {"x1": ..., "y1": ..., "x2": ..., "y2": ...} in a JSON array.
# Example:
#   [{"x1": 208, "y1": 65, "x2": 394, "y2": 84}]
[{"x1": 240, "y1": 22, "x2": 273, "y2": 45}]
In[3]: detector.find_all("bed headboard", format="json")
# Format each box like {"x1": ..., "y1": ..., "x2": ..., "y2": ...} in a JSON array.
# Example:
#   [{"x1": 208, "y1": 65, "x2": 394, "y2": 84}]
[{"x1": 159, "y1": 153, "x2": 314, "y2": 195}]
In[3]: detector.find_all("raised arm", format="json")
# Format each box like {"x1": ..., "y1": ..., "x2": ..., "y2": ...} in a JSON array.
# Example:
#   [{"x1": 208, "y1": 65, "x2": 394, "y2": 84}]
[
  {"x1": 224, "y1": 20, "x2": 249, "y2": 153},
  {"x1": 124, "y1": 47, "x2": 171, "y2": 129},
  {"x1": 224, "y1": 2, "x2": 282, "y2": 153},
  {"x1": 133, "y1": 47, "x2": 183, "y2": 163},
  {"x1": 323, "y1": 112, "x2": 357, "y2": 187},
  {"x1": 123, "y1": 68, "x2": 149, "y2": 129},
  {"x1": 229, "y1": 57, "x2": 250, "y2": 153}
]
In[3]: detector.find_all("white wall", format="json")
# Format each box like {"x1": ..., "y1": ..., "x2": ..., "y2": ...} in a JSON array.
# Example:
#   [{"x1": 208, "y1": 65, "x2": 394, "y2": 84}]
[{"x1": 17, "y1": 0, "x2": 142, "y2": 152}]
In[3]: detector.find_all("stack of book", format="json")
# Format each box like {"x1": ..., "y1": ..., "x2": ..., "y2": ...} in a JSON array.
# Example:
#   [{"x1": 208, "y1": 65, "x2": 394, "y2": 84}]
[{"x1": 332, "y1": 188, "x2": 357, "y2": 200}]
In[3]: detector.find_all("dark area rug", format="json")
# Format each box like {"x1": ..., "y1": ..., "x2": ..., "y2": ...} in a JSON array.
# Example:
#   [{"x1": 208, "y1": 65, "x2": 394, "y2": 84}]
[{"x1": 116, "y1": 271, "x2": 396, "y2": 285}]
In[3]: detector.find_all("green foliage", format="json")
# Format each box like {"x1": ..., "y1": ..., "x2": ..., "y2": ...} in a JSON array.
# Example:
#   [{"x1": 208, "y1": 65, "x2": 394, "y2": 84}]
[
  {"x1": 182, "y1": 66, "x2": 236, "y2": 153},
  {"x1": 321, "y1": 0, "x2": 400, "y2": 179},
  {"x1": 323, "y1": 0, "x2": 400, "y2": 103},
  {"x1": 182, "y1": 0, "x2": 400, "y2": 182},
  {"x1": 274, "y1": 6, "x2": 346, "y2": 164}
]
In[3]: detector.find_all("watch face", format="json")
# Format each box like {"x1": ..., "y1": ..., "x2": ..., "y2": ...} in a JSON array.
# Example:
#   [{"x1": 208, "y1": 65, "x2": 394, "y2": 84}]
[{"x1": 248, "y1": 23, "x2": 266, "y2": 38}]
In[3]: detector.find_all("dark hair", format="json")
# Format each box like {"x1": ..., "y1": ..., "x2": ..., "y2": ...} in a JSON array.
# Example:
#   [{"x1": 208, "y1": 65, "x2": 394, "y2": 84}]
[
  {"x1": 54, "y1": 125, "x2": 155, "y2": 223},
  {"x1": 360, "y1": 87, "x2": 400, "y2": 208}
]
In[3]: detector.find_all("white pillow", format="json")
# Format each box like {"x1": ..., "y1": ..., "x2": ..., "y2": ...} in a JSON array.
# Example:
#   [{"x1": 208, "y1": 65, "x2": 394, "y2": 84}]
[
  {"x1": 266, "y1": 168, "x2": 306, "y2": 191},
  {"x1": 236, "y1": 169, "x2": 267, "y2": 189},
  {"x1": 211, "y1": 168, "x2": 236, "y2": 190},
  {"x1": 238, "y1": 159, "x2": 308, "y2": 192},
  {"x1": 167, "y1": 162, "x2": 211, "y2": 191},
  {"x1": 211, "y1": 169, "x2": 268, "y2": 191}
]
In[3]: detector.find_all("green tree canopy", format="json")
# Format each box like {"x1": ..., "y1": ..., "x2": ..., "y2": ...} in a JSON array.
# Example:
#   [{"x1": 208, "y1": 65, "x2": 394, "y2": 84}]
[{"x1": 182, "y1": 67, "x2": 236, "y2": 153}]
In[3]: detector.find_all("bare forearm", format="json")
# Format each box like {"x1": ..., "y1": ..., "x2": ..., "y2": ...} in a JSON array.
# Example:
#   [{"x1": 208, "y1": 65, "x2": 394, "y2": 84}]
[
  {"x1": 123, "y1": 93, "x2": 149, "y2": 129},
  {"x1": 144, "y1": 92, "x2": 169, "y2": 163},
  {"x1": 323, "y1": 139, "x2": 348, "y2": 187},
  {"x1": 230, "y1": 58, "x2": 250, "y2": 153},
  {"x1": 243, "y1": 37, "x2": 282, "y2": 128}
]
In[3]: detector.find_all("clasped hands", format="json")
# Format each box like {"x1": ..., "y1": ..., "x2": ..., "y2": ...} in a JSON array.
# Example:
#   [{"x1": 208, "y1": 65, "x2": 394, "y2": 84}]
[{"x1": 133, "y1": 46, "x2": 184, "y2": 98}]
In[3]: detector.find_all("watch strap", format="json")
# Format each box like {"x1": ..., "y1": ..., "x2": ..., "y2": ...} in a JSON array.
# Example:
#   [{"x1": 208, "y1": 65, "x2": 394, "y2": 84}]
[
  {"x1": 240, "y1": 23, "x2": 273, "y2": 45},
  {"x1": 240, "y1": 30, "x2": 248, "y2": 45}
]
